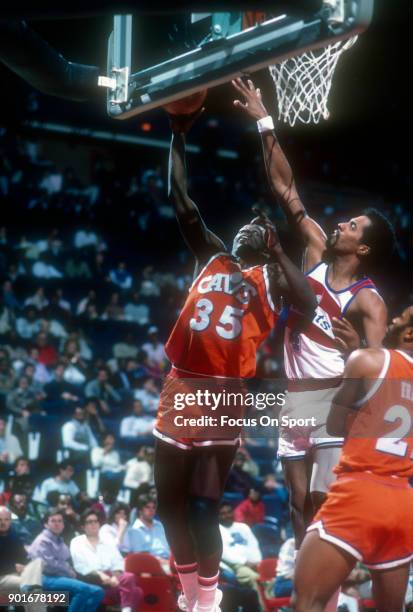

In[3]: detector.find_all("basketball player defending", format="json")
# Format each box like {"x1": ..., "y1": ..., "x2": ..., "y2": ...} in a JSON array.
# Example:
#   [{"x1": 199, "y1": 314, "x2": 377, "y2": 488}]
[
  {"x1": 232, "y1": 78, "x2": 396, "y2": 549},
  {"x1": 294, "y1": 305, "x2": 413, "y2": 612},
  {"x1": 154, "y1": 112, "x2": 316, "y2": 612}
]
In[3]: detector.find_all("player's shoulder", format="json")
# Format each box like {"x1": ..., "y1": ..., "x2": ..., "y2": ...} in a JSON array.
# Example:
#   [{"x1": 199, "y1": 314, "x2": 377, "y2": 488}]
[
  {"x1": 350, "y1": 283, "x2": 385, "y2": 309},
  {"x1": 345, "y1": 347, "x2": 387, "y2": 378}
]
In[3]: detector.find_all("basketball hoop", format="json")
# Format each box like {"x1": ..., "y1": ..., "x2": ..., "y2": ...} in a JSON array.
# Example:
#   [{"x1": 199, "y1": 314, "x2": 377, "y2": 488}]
[{"x1": 269, "y1": 36, "x2": 357, "y2": 127}]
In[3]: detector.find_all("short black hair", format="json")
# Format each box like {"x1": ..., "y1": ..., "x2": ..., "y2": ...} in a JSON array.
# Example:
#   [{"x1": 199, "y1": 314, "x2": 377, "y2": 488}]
[
  {"x1": 108, "y1": 501, "x2": 130, "y2": 524},
  {"x1": 80, "y1": 508, "x2": 100, "y2": 526},
  {"x1": 137, "y1": 494, "x2": 154, "y2": 512},
  {"x1": 43, "y1": 508, "x2": 65, "y2": 524},
  {"x1": 361, "y1": 208, "x2": 396, "y2": 274},
  {"x1": 57, "y1": 460, "x2": 74, "y2": 473}
]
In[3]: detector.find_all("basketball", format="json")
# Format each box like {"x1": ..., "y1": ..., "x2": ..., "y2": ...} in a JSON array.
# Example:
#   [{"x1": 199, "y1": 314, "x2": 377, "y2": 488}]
[{"x1": 163, "y1": 90, "x2": 207, "y2": 116}]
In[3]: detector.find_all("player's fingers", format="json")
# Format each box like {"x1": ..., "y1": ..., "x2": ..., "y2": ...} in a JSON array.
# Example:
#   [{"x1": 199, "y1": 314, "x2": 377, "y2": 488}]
[
  {"x1": 231, "y1": 79, "x2": 244, "y2": 94},
  {"x1": 233, "y1": 77, "x2": 248, "y2": 93},
  {"x1": 334, "y1": 337, "x2": 348, "y2": 352},
  {"x1": 233, "y1": 100, "x2": 248, "y2": 110},
  {"x1": 256, "y1": 88, "x2": 262, "y2": 99},
  {"x1": 331, "y1": 317, "x2": 348, "y2": 330},
  {"x1": 247, "y1": 79, "x2": 255, "y2": 91}
]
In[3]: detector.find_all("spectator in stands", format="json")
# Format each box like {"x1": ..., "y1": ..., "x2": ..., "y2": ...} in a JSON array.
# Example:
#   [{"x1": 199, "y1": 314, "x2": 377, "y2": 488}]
[
  {"x1": 141, "y1": 326, "x2": 166, "y2": 371},
  {"x1": 24, "y1": 288, "x2": 49, "y2": 312},
  {"x1": 66, "y1": 253, "x2": 92, "y2": 280},
  {"x1": 0, "y1": 416, "x2": 23, "y2": 469},
  {"x1": 0, "y1": 506, "x2": 45, "y2": 612},
  {"x1": 70, "y1": 509, "x2": 143, "y2": 611},
  {"x1": 44, "y1": 362, "x2": 81, "y2": 406},
  {"x1": 6, "y1": 376, "x2": 40, "y2": 432},
  {"x1": 2, "y1": 280, "x2": 21, "y2": 311},
  {"x1": 85, "y1": 367, "x2": 121, "y2": 413},
  {"x1": 235, "y1": 447, "x2": 260, "y2": 479},
  {"x1": 28, "y1": 508, "x2": 105, "y2": 612},
  {"x1": 273, "y1": 537, "x2": 294, "y2": 597},
  {"x1": 140, "y1": 266, "x2": 160, "y2": 297},
  {"x1": 113, "y1": 332, "x2": 139, "y2": 361},
  {"x1": 34, "y1": 460, "x2": 80, "y2": 505},
  {"x1": 91, "y1": 433, "x2": 124, "y2": 485},
  {"x1": 102, "y1": 292, "x2": 125, "y2": 321},
  {"x1": 127, "y1": 496, "x2": 170, "y2": 560},
  {"x1": 124, "y1": 291, "x2": 149, "y2": 325},
  {"x1": 100, "y1": 502, "x2": 130, "y2": 552},
  {"x1": 34, "y1": 331, "x2": 58, "y2": 367},
  {"x1": 120, "y1": 399, "x2": 155, "y2": 438},
  {"x1": 62, "y1": 406, "x2": 98, "y2": 463},
  {"x1": 74, "y1": 226, "x2": 99, "y2": 250},
  {"x1": 84, "y1": 398, "x2": 106, "y2": 438},
  {"x1": 16, "y1": 307, "x2": 42, "y2": 340},
  {"x1": 111, "y1": 358, "x2": 136, "y2": 397},
  {"x1": 76, "y1": 290, "x2": 96, "y2": 316},
  {"x1": 218, "y1": 502, "x2": 262, "y2": 607},
  {"x1": 109, "y1": 261, "x2": 133, "y2": 291},
  {"x1": 8, "y1": 492, "x2": 42, "y2": 545},
  {"x1": 225, "y1": 452, "x2": 261, "y2": 494},
  {"x1": 55, "y1": 493, "x2": 80, "y2": 544},
  {"x1": 133, "y1": 377, "x2": 159, "y2": 414},
  {"x1": 234, "y1": 487, "x2": 265, "y2": 527},
  {"x1": 0, "y1": 352, "x2": 16, "y2": 405},
  {"x1": 7, "y1": 457, "x2": 36, "y2": 498},
  {"x1": 123, "y1": 446, "x2": 154, "y2": 492}
]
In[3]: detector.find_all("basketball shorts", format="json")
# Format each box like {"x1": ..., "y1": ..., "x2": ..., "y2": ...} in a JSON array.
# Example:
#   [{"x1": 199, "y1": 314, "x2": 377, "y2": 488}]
[
  {"x1": 154, "y1": 368, "x2": 245, "y2": 450},
  {"x1": 308, "y1": 472, "x2": 413, "y2": 569},
  {"x1": 278, "y1": 385, "x2": 343, "y2": 460}
]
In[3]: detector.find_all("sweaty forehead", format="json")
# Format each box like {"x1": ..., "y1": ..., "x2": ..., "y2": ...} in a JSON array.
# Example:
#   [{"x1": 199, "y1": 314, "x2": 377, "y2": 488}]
[{"x1": 238, "y1": 224, "x2": 264, "y2": 235}]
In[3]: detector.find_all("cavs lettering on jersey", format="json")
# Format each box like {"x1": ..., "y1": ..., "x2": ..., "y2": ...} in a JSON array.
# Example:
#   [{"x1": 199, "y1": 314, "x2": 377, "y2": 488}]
[
  {"x1": 165, "y1": 252, "x2": 278, "y2": 378},
  {"x1": 336, "y1": 349, "x2": 413, "y2": 479},
  {"x1": 284, "y1": 262, "x2": 378, "y2": 379}
]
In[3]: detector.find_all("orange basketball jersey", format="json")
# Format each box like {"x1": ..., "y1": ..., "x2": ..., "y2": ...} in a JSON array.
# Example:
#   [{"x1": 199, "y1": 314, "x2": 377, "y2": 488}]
[
  {"x1": 336, "y1": 349, "x2": 413, "y2": 479},
  {"x1": 165, "y1": 252, "x2": 279, "y2": 378}
]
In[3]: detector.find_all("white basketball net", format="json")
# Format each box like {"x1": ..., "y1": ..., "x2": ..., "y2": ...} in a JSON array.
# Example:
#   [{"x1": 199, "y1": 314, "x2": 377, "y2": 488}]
[{"x1": 269, "y1": 36, "x2": 357, "y2": 126}]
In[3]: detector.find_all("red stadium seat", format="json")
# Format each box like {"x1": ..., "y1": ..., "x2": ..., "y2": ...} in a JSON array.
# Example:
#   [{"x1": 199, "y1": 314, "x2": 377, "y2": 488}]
[
  {"x1": 257, "y1": 558, "x2": 291, "y2": 612},
  {"x1": 125, "y1": 553, "x2": 176, "y2": 611},
  {"x1": 360, "y1": 599, "x2": 376, "y2": 610}
]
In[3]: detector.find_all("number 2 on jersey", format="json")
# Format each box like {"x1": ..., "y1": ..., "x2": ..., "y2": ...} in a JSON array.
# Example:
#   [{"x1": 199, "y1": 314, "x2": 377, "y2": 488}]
[
  {"x1": 190, "y1": 298, "x2": 244, "y2": 340},
  {"x1": 375, "y1": 404, "x2": 413, "y2": 458}
]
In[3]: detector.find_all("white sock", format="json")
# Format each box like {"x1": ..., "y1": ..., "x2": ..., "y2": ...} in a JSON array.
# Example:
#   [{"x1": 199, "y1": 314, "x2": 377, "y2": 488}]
[
  {"x1": 176, "y1": 561, "x2": 199, "y2": 607},
  {"x1": 122, "y1": 608, "x2": 132, "y2": 612},
  {"x1": 197, "y1": 573, "x2": 219, "y2": 610}
]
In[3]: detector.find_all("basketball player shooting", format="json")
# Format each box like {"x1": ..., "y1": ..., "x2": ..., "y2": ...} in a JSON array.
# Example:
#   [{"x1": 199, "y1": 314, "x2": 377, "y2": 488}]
[
  {"x1": 232, "y1": 77, "x2": 396, "y2": 549},
  {"x1": 293, "y1": 305, "x2": 413, "y2": 612},
  {"x1": 153, "y1": 107, "x2": 316, "y2": 612}
]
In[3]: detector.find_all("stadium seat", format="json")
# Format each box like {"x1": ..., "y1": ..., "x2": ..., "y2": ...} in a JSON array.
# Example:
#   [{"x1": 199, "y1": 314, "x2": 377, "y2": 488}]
[
  {"x1": 125, "y1": 553, "x2": 176, "y2": 611},
  {"x1": 257, "y1": 558, "x2": 291, "y2": 612}
]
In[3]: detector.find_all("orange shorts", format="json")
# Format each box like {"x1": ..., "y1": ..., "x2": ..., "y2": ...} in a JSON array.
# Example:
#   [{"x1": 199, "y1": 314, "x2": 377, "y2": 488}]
[{"x1": 308, "y1": 472, "x2": 413, "y2": 569}]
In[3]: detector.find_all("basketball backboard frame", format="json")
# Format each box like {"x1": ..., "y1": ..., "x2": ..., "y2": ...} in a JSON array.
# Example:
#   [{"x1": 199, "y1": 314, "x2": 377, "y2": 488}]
[{"x1": 100, "y1": 0, "x2": 373, "y2": 120}]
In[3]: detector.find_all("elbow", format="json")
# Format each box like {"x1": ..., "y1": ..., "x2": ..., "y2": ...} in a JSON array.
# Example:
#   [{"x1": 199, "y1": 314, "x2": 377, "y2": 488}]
[{"x1": 326, "y1": 416, "x2": 344, "y2": 438}]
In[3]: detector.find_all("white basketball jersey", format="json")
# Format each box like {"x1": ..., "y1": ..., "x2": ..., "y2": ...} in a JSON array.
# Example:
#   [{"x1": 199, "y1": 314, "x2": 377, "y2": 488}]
[{"x1": 284, "y1": 262, "x2": 378, "y2": 380}]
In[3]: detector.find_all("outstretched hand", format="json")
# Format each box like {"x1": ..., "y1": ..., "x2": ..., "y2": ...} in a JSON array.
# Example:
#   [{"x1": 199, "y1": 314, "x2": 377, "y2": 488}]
[
  {"x1": 232, "y1": 78, "x2": 269, "y2": 121},
  {"x1": 167, "y1": 106, "x2": 205, "y2": 134}
]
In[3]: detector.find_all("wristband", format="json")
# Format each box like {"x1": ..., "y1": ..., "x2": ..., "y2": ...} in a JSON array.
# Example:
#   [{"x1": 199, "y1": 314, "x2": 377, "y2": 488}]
[{"x1": 257, "y1": 115, "x2": 275, "y2": 133}]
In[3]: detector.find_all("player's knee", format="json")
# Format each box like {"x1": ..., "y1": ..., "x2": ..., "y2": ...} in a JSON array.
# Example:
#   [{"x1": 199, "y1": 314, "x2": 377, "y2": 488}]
[
  {"x1": 292, "y1": 589, "x2": 324, "y2": 612},
  {"x1": 188, "y1": 496, "x2": 221, "y2": 555}
]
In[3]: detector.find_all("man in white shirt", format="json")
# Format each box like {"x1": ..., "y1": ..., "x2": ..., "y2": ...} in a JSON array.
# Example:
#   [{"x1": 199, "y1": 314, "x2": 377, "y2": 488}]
[
  {"x1": 62, "y1": 406, "x2": 98, "y2": 465},
  {"x1": 34, "y1": 460, "x2": 80, "y2": 505},
  {"x1": 141, "y1": 327, "x2": 167, "y2": 370},
  {"x1": 133, "y1": 378, "x2": 160, "y2": 414},
  {"x1": 70, "y1": 509, "x2": 142, "y2": 612},
  {"x1": 120, "y1": 400, "x2": 155, "y2": 438},
  {"x1": 219, "y1": 502, "x2": 262, "y2": 605}
]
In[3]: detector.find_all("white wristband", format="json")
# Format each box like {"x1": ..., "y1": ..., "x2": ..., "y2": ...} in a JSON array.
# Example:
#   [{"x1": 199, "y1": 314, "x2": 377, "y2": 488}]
[{"x1": 257, "y1": 115, "x2": 275, "y2": 133}]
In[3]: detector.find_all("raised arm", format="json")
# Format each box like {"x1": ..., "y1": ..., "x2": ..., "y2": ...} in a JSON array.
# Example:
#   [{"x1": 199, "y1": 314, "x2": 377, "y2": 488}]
[
  {"x1": 347, "y1": 289, "x2": 388, "y2": 348},
  {"x1": 232, "y1": 78, "x2": 326, "y2": 271},
  {"x1": 168, "y1": 116, "x2": 225, "y2": 263}
]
